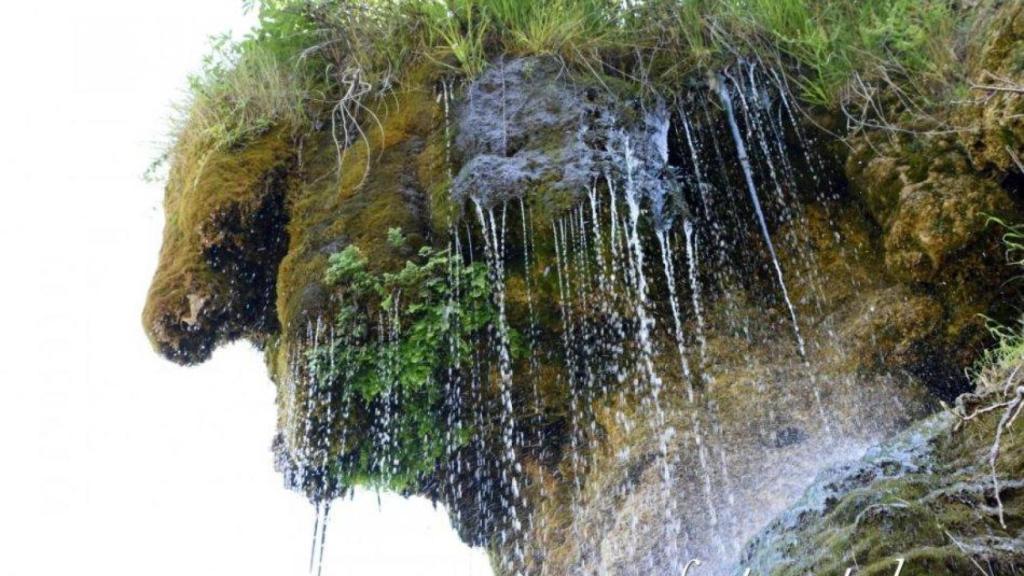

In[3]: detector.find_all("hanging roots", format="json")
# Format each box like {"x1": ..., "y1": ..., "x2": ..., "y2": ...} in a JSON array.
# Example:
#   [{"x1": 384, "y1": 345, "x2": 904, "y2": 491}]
[{"x1": 956, "y1": 364, "x2": 1024, "y2": 528}]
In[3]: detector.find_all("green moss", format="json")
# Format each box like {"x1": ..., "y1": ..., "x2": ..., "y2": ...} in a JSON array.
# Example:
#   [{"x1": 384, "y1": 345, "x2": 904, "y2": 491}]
[
  {"x1": 275, "y1": 71, "x2": 445, "y2": 342},
  {"x1": 143, "y1": 126, "x2": 294, "y2": 363},
  {"x1": 742, "y1": 402, "x2": 1024, "y2": 576}
]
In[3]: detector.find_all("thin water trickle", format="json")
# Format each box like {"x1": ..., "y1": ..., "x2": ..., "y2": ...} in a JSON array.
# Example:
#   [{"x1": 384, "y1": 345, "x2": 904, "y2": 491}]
[
  {"x1": 316, "y1": 502, "x2": 331, "y2": 576},
  {"x1": 656, "y1": 230, "x2": 693, "y2": 398},
  {"x1": 308, "y1": 502, "x2": 321, "y2": 574},
  {"x1": 655, "y1": 227, "x2": 721, "y2": 539},
  {"x1": 683, "y1": 220, "x2": 708, "y2": 369},
  {"x1": 618, "y1": 131, "x2": 690, "y2": 569}
]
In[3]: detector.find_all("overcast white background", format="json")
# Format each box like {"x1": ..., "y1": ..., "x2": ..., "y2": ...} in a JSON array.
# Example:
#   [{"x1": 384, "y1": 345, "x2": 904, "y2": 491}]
[{"x1": 0, "y1": 2, "x2": 491, "y2": 575}]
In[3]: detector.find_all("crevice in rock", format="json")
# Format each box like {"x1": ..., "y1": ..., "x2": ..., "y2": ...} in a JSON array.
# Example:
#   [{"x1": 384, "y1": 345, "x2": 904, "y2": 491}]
[{"x1": 201, "y1": 165, "x2": 291, "y2": 345}]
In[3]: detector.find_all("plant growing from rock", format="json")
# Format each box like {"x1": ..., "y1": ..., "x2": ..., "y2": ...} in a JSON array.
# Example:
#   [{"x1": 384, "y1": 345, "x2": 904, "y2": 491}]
[
  {"x1": 956, "y1": 217, "x2": 1024, "y2": 528},
  {"x1": 289, "y1": 228, "x2": 496, "y2": 495}
]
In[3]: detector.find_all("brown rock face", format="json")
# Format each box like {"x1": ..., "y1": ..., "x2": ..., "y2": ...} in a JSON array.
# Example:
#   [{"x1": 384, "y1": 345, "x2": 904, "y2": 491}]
[
  {"x1": 959, "y1": 0, "x2": 1024, "y2": 173},
  {"x1": 844, "y1": 129, "x2": 1019, "y2": 386},
  {"x1": 883, "y1": 173, "x2": 1008, "y2": 284}
]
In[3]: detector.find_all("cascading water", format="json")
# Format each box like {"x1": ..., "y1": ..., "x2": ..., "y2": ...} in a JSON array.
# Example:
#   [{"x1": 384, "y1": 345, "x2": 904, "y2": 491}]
[
  {"x1": 656, "y1": 226, "x2": 723, "y2": 558},
  {"x1": 717, "y1": 74, "x2": 806, "y2": 358},
  {"x1": 267, "y1": 59, "x2": 895, "y2": 576},
  {"x1": 682, "y1": 220, "x2": 708, "y2": 367},
  {"x1": 474, "y1": 200, "x2": 527, "y2": 576},
  {"x1": 620, "y1": 130, "x2": 688, "y2": 569}
]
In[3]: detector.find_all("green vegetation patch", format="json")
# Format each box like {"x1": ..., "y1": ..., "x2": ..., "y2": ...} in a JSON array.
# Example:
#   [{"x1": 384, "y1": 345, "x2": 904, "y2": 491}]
[
  {"x1": 294, "y1": 229, "x2": 495, "y2": 493},
  {"x1": 155, "y1": 0, "x2": 975, "y2": 187}
]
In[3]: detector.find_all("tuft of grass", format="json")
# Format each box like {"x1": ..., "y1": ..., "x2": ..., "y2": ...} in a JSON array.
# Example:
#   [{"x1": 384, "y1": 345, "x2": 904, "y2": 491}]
[
  {"x1": 977, "y1": 317, "x2": 1024, "y2": 383},
  {"x1": 169, "y1": 43, "x2": 308, "y2": 184},
  {"x1": 973, "y1": 217, "x2": 1024, "y2": 389},
  {"x1": 153, "y1": 0, "x2": 981, "y2": 191},
  {"x1": 962, "y1": 218, "x2": 1024, "y2": 529},
  {"x1": 153, "y1": 1, "x2": 322, "y2": 188}
]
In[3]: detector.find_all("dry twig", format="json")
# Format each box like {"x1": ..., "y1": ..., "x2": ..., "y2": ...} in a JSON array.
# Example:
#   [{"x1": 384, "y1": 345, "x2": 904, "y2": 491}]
[{"x1": 960, "y1": 364, "x2": 1024, "y2": 529}]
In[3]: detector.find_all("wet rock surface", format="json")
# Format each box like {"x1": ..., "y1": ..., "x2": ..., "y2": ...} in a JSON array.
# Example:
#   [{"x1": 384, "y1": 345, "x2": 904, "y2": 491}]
[
  {"x1": 452, "y1": 58, "x2": 600, "y2": 210},
  {"x1": 738, "y1": 406, "x2": 1024, "y2": 576}
]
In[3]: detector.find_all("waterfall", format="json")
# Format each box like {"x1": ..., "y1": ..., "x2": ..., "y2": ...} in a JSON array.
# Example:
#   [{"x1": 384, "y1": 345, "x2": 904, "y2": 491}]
[
  {"x1": 682, "y1": 220, "x2": 708, "y2": 368},
  {"x1": 444, "y1": 233, "x2": 463, "y2": 530},
  {"x1": 516, "y1": 196, "x2": 545, "y2": 559},
  {"x1": 553, "y1": 216, "x2": 584, "y2": 502},
  {"x1": 474, "y1": 200, "x2": 526, "y2": 575},
  {"x1": 655, "y1": 227, "x2": 721, "y2": 545},
  {"x1": 694, "y1": 94, "x2": 754, "y2": 341},
  {"x1": 271, "y1": 58, "x2": 874, "y2": 576},
  {"x1": 314, "y1": 502, "x2": 330, "y2": 576},
  {"x1": 308, "y1": 502, "x2": 322, "y2": 574},
  {"x1": 619, "y1": 132, "x2": 688, "y2": 568},
  {"x1": 298, "y1": 317, "x2": 337, "y2": 576},
  {"x1": 620, "y1": 134, "x2": 668, "y2": 455},
  {"x1": 589, "y1": 186, "x2": 620, "y2": 399},
  {"x1": 656, "y1": 230, "x2": 693, "y2": 398},
  {"x1": 717, "y1": 75, "x2": 806, "y2": 358}
]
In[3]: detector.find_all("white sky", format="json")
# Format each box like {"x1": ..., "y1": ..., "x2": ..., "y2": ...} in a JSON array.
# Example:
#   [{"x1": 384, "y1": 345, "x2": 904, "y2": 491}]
[{"x1": 0, "y1": 2, "x2": 491, "y2": 575}]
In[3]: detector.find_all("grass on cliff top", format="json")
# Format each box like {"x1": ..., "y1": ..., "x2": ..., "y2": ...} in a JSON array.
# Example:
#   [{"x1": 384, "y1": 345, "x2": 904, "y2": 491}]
[{"x1": 154, "y1": 0, "x2": 983, "y2": 187}]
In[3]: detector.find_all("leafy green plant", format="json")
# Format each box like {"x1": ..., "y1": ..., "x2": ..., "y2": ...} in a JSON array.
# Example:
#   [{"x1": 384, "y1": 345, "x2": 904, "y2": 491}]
[
  {"x1": 962, "y1": 217, "x2": 1024, "y2": 529},
  {"x1": 303, "y1": 230, "x2": 495, "y2": 492}
]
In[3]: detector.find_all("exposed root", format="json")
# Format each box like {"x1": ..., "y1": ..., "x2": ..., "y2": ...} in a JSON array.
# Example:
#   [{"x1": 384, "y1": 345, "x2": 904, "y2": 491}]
[
  {"x1": 957, "y1": 363, "x2": 1024, "y2": 529},
  {"x1": 328, "y1": 67, "x2": 374, "y2": 187},
  {"x1": 944, "y1": 530, "x2": 994, "y2": 576}
]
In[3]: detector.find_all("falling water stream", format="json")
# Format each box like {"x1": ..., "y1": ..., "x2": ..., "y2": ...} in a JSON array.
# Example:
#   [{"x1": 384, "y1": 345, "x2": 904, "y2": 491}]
[
  {"x1": 717, "y1": 75, "x2": 806, "y2": 358},
  {"x1": 475, "y1": 201, "x2": 527, "y2": 575}
]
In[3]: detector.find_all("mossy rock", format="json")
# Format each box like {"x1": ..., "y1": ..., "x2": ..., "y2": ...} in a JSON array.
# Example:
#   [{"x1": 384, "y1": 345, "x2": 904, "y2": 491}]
[
  {"x1": 739, "y1": 401, "x2": 1024, "y2": 576},
  {"x1": 275, "y1": 93, "x2": 444, "y2": 342},
  {"x1": 883, "y1": 172, "x2": 1010, "y2": 284},
  {"x1": 142, "y1": 127, "x2": 294, "y2": 363},
  {"x1": 141, "y1": 43, "x2": 1024, "y2": 576},
  {"x1": 958, "y1": 0, "x2": 1024, "y2": 173},
  {"x1": 143, "y1": 68, "x2": 449, "y2": 369}
]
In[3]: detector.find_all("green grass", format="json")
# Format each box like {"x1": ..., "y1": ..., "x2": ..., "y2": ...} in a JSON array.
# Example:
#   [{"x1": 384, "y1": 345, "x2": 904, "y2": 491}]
[
  {"x1": 153, "y1": 13, "x2": 319, "y2": 190},
  {"x1": 155, "y1": 0, "x2": 979, "y2": 192},
  {"x1": 974, "y1": 217, "x2": 1024, "y2": 389}
]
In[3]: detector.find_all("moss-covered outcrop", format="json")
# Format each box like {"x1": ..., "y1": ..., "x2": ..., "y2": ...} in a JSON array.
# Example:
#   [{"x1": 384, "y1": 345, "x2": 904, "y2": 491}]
[
  {"x1": 272, "y1": 68, "x2": 448, "y2": 347},
  {"x1": 143, "y1": 128, "x2": 294, "y2": 363},
  {"x1": 143, "y1": 1, "x2": 1024, "y2": 574},
  {"x1": 959, "y1": 0, "x2": 1024, "y2": 174},
  {"x1": 739, "y1": 397, "x2": 1024, "y2": 576}
]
